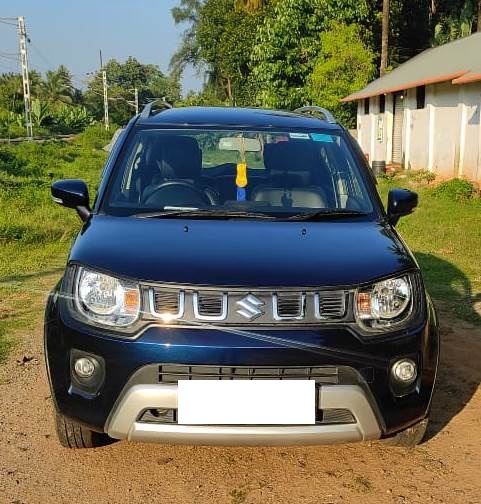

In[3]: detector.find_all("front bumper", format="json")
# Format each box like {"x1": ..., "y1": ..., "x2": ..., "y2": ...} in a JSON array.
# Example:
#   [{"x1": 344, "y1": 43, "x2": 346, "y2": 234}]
[
  {"x1": 106, "y1": 383, "x2": 380, "y2": 445},
  {"x1": 45, "y1": 290, "x2": 439, "y2": 444}
]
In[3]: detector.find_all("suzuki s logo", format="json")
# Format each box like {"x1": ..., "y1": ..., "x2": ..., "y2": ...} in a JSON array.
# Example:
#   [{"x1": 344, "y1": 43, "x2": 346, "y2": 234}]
[{"x1": 236, "y1": 294, "x2": 265, "y2": 321}]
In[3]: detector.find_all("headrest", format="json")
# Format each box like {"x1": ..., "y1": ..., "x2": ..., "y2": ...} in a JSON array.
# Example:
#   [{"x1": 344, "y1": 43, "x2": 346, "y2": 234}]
[
  {"x1": 159, "y1": 136, "x2": 202, "y2": 179},
  {"x1": 263, "y1": 141, "x2": 319, "y2": 173}
]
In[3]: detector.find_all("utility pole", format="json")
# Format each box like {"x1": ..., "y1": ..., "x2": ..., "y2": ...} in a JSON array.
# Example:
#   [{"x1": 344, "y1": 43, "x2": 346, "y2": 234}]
[
  {"x1": 134, "y1": 87, "x2": 139, "y2": 115},
  {"x1": 100, "y1": 50, "x2": 109, "y2": 131},
  {"x1": 380, "y1": 0, "x2": 390, "y2": 76},
  {"x1": 17, "y1": 16, "x2": 33, "y2": 139}
]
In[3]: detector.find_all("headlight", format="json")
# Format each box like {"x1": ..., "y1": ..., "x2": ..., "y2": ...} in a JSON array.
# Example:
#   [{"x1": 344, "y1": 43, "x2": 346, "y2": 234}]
[
  {"x1": 356, "y1": 275, "x2": 412, "y2": 330},
  {"x1": 75, "y1": 268, "x2": 140, "y2": 327}
]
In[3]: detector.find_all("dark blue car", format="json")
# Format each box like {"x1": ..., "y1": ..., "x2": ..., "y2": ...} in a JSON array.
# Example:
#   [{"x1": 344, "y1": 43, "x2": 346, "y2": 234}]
[{"x1": 45, "y1": 105, "x2": 439, "y2": 449}]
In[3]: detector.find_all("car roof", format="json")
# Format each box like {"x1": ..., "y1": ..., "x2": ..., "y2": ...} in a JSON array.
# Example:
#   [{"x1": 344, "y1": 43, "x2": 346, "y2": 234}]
[{"x1": 136, "y1": 106, "x2": 342, "y2": 131}]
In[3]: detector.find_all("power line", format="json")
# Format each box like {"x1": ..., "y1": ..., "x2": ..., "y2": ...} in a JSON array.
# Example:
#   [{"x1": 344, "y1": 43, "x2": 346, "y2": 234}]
[{"x1": 0, "y1": 19, "x2": 17, "y2": 27}]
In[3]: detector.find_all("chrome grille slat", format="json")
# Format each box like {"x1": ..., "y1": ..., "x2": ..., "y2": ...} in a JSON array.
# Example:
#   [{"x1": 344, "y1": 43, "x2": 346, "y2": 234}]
[
  {"x1": 154, "y1": 290, "x2": 180, "y2": 313},
  {"x1": 193, "y1": 292, "x2": 228, "y2": 321},
  {"x1": 149, "y1": 289, "x2": 185, "y2": 320},
  {"x1": 315, "y1": 291, "x2": 347, "y2": 319},
  {"x1": 273, "y1": 293, "x2": 306, "y2": 320}
]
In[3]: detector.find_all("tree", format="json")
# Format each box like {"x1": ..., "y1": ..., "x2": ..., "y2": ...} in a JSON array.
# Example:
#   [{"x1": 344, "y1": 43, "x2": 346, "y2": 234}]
[
  {"x1": 432, "y1": 0, "x2": 478, "y2": 44},
  {"x1": 308, "y1": 23, "x2": 376, "y2": 127},
  {"x1": 84, "y1": 57, "x2": 180, "y2": 124},
  {"x1": 42, "y1": 65, "x2": 75, "y2": 105},
  {"x1": 0, "y1": 71, "x2": 42, "y2": 114},
  {"x1": 250, "y1": 0, "x2": 370, "y2": 109},
  {"x1": 170, "y1": 0, "x2": 203, "y2": 79},
  {"x1": 380, "y1": 0, "x2": 390, "y2": 75},
  {"x1": 196, "y1": 0, "x2": 264, "y2": 104},
  {"x1": 234, "y1": 0, "x2": 265, "y2": 11}
]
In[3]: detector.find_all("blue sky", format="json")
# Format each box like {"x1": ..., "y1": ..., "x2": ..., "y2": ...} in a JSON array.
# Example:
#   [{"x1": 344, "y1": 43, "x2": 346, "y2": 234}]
[{"x1": 0, "y1": 0, "x2": 203, "y2": 95}]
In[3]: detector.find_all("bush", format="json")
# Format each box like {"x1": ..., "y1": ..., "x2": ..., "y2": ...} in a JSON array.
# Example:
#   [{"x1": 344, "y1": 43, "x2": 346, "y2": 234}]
[
  {"x1": 433, "y1": 178, "x2": 477, "y2": 201},
  {"x1": 410, "y1": 170, "x2": 436, "y2": 184},
  {"x1": 75, "y1": 123, "x2": 118, "y2": 150}
]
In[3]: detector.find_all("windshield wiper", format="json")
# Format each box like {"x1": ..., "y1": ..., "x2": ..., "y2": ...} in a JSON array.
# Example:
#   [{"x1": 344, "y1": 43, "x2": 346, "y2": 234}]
[
  {"x1": 285, "y1": 209, "x2": 368, "y2": 221},
  {"x1": 132, "y1": 209, "x2": 278, "y2": 220}
]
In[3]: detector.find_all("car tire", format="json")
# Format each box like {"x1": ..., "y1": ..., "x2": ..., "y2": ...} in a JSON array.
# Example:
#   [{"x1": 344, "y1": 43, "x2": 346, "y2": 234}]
[
  {"x1": 382, "y1": 418, "x2": 429, "y2": 448},
  {"x1": 54, "y1": 411, "x2": 112, "y2": 449}
]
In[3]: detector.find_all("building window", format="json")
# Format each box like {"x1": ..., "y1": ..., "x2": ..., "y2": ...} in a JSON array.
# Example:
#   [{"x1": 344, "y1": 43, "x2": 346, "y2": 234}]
[
  {"x1": 364, "y1": 98, "x2": 370, "y2": 115},
  {"x1": 416, "y1": 86, "x2": 426, "y2": 109},
  {"x1": 379, "y1": 95, "x2": 386, "y2": 114}
]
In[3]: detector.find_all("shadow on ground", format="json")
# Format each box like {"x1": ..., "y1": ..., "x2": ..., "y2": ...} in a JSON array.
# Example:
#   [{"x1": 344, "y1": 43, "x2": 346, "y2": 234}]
[
  {"x1": 0, "y1": 266, "x2": 65, "y2": 286},
  {"x1": 415, "y1": 253, "x2": 481, "y2": 441}
]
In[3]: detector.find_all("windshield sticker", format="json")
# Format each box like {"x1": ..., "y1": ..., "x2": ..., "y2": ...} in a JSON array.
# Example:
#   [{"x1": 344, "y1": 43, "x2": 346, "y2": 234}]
[
  {"x1": 310, "y1": 133, "x2": 334, "y2": 143},
  {"x1": 289, "y1": 133, "x2": 310, "y2": 140}
]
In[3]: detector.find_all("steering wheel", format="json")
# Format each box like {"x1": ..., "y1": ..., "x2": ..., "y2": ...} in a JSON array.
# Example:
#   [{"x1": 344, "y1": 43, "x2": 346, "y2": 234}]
[{"x1": 143, "y1": 180, "x2": 216, "y2": 207}]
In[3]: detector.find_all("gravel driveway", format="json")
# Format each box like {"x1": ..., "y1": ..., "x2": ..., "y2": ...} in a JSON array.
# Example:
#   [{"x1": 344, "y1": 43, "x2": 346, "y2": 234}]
[{"x1": 1, "y1": 303, "x2": 480, "y2": 504}]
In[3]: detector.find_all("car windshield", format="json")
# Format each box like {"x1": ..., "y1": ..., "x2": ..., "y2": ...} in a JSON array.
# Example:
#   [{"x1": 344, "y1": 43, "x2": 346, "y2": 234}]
[{"x1": 103, "y1": 128, "x2": 375, "y2": 218}]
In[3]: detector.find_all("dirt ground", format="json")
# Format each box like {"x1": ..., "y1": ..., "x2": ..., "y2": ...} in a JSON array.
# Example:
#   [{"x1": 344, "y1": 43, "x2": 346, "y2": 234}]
[{"x1": 1, "y1": 302, "x2": 481, "y2": 504}]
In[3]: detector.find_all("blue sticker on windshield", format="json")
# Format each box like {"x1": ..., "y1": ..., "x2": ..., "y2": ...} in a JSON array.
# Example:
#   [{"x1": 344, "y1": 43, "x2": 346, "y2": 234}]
[
  {"x1": 311, "y1": 133, "x2": 334, "y2": 143},
  {"x1": 289, "y1": 133, "x2": 310, "y2": 140}
]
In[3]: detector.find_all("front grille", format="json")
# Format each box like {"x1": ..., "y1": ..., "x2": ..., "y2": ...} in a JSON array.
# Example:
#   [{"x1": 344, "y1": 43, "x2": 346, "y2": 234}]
[
  {"x1": 145, "y1": 285, "x2": 351, "y2": 325},
  {"x1": 316, "y1": 291, "x2": 346, "y2": 319},
  {"x1": 274, "y1": 293, "x2": 304, "y2": 319},
  {"x1": 158, "y1": 364, "x2": 339, "y2": 384},
  {"x1": 193, "y1": 292, "x2": 227, "y2": 320},
  {"x1": 154, "y1": 290, "x2": 180, "y2": 314},
  {"x1": 321, "y1": 408, "x2": 355, "y2": 424}
]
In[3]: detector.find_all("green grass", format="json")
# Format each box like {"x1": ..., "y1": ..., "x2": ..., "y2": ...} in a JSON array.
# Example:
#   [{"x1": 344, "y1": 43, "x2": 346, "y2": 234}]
[
  {"x1": 377, "y1": 175, "x2": 481, "y2": 323},
  {"x1": 1, "y1": 149, "x2": 480, "y2": 361},
  {"x1": 0, "y1": 124, "x2": 112, "y2": 361}
]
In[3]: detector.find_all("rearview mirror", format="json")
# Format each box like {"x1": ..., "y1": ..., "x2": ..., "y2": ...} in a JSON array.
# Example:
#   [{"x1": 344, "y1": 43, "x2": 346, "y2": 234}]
[
  {"x1": 51, "y1": 179, "x2": 91, "y2": 222},
  {"x1": 387, "y1": 188, "x2": 418, "y2": 226},
  {"x1": 219, "y1": 137, "x2": 261, "y2": 152}
]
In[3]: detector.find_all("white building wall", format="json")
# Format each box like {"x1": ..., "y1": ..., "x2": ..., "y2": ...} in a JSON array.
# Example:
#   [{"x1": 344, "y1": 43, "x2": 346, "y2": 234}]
[
  {"x1": 356, "y1": 100, "x2": 372, "y2": 158},
  {"x1": 355, "y1": 80, "x2": 481, "y2": 182},
  {"x1": 408, "y1": 89, "x2": 429, "y2": 170},
  {"x1": 457, "y1": 82, "x2": 481, "y2": 181}
]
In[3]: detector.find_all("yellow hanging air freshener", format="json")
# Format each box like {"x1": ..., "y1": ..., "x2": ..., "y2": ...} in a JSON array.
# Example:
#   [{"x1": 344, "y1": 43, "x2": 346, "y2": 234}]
[
  {"x1": 236, "y1": 162, "x2": 248, "y2": 201},
  {"x1": 236, "y1": 162, "x2": 248, "y2": 188}
]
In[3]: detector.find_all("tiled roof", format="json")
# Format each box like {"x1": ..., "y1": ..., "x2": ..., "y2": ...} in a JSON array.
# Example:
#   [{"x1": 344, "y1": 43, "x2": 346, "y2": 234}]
[{"x1": 342, "y1": 32, "x2": 481, "y2": 102}]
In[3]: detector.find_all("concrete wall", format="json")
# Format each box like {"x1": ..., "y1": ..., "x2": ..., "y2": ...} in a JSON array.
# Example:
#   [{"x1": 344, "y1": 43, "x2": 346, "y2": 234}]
[
  {"x1": 355, "y1": 80, "x2": 481, "y2": 182},
  {"x1": 409, "y1": 105, "x2": 429, "y2": 170}
]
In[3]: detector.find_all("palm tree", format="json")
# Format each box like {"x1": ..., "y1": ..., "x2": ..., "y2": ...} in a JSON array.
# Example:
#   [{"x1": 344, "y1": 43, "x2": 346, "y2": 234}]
[
  {"x1": 170, "y1": 0, "x2": 202, "y2": 79},
  {"x1": 380, "y1": 0, "x2": 390, "y2": 75},
  {"x1": 42, "y1": 65, "x2": 74, "y2": 105}
]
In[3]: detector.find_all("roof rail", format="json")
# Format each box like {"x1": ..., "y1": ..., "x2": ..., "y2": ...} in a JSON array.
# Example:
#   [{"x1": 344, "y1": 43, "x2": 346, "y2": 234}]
[
  {"x1": 293, "y1": 106, "x2": 336, "y2": 124},
  {"x1": 140, "y1": 98, "x2": 173, "y2": 119}
]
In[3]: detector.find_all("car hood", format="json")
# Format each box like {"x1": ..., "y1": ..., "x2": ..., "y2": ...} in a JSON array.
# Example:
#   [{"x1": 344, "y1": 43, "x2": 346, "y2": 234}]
[{"x1": 70, "y1": 216, "x2": 416, "y2": 287}]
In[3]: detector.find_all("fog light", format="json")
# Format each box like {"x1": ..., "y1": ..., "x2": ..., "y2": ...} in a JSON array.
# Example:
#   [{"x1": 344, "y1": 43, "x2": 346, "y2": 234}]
[
  {"x1": 74, "y1": 357, "x2": 96, "y2": 379},
  {"x1": 392, "y1": 359, "x2": 417, "y2": 384}
]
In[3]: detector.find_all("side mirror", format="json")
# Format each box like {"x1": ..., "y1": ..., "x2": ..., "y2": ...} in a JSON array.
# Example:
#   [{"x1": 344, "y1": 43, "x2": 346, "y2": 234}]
[
  {"x1": 387, "y1": 188, "x2": 418, "y2": 226},
  {"x1": 51, "y1": 179, "x2": 91, "y2": 222}
]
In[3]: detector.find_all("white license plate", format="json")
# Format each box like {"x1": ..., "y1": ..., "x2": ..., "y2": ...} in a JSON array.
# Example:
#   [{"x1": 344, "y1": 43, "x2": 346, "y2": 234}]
[{"x1": 177, "y1": 380, "x2": 315, "y2": 425}]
